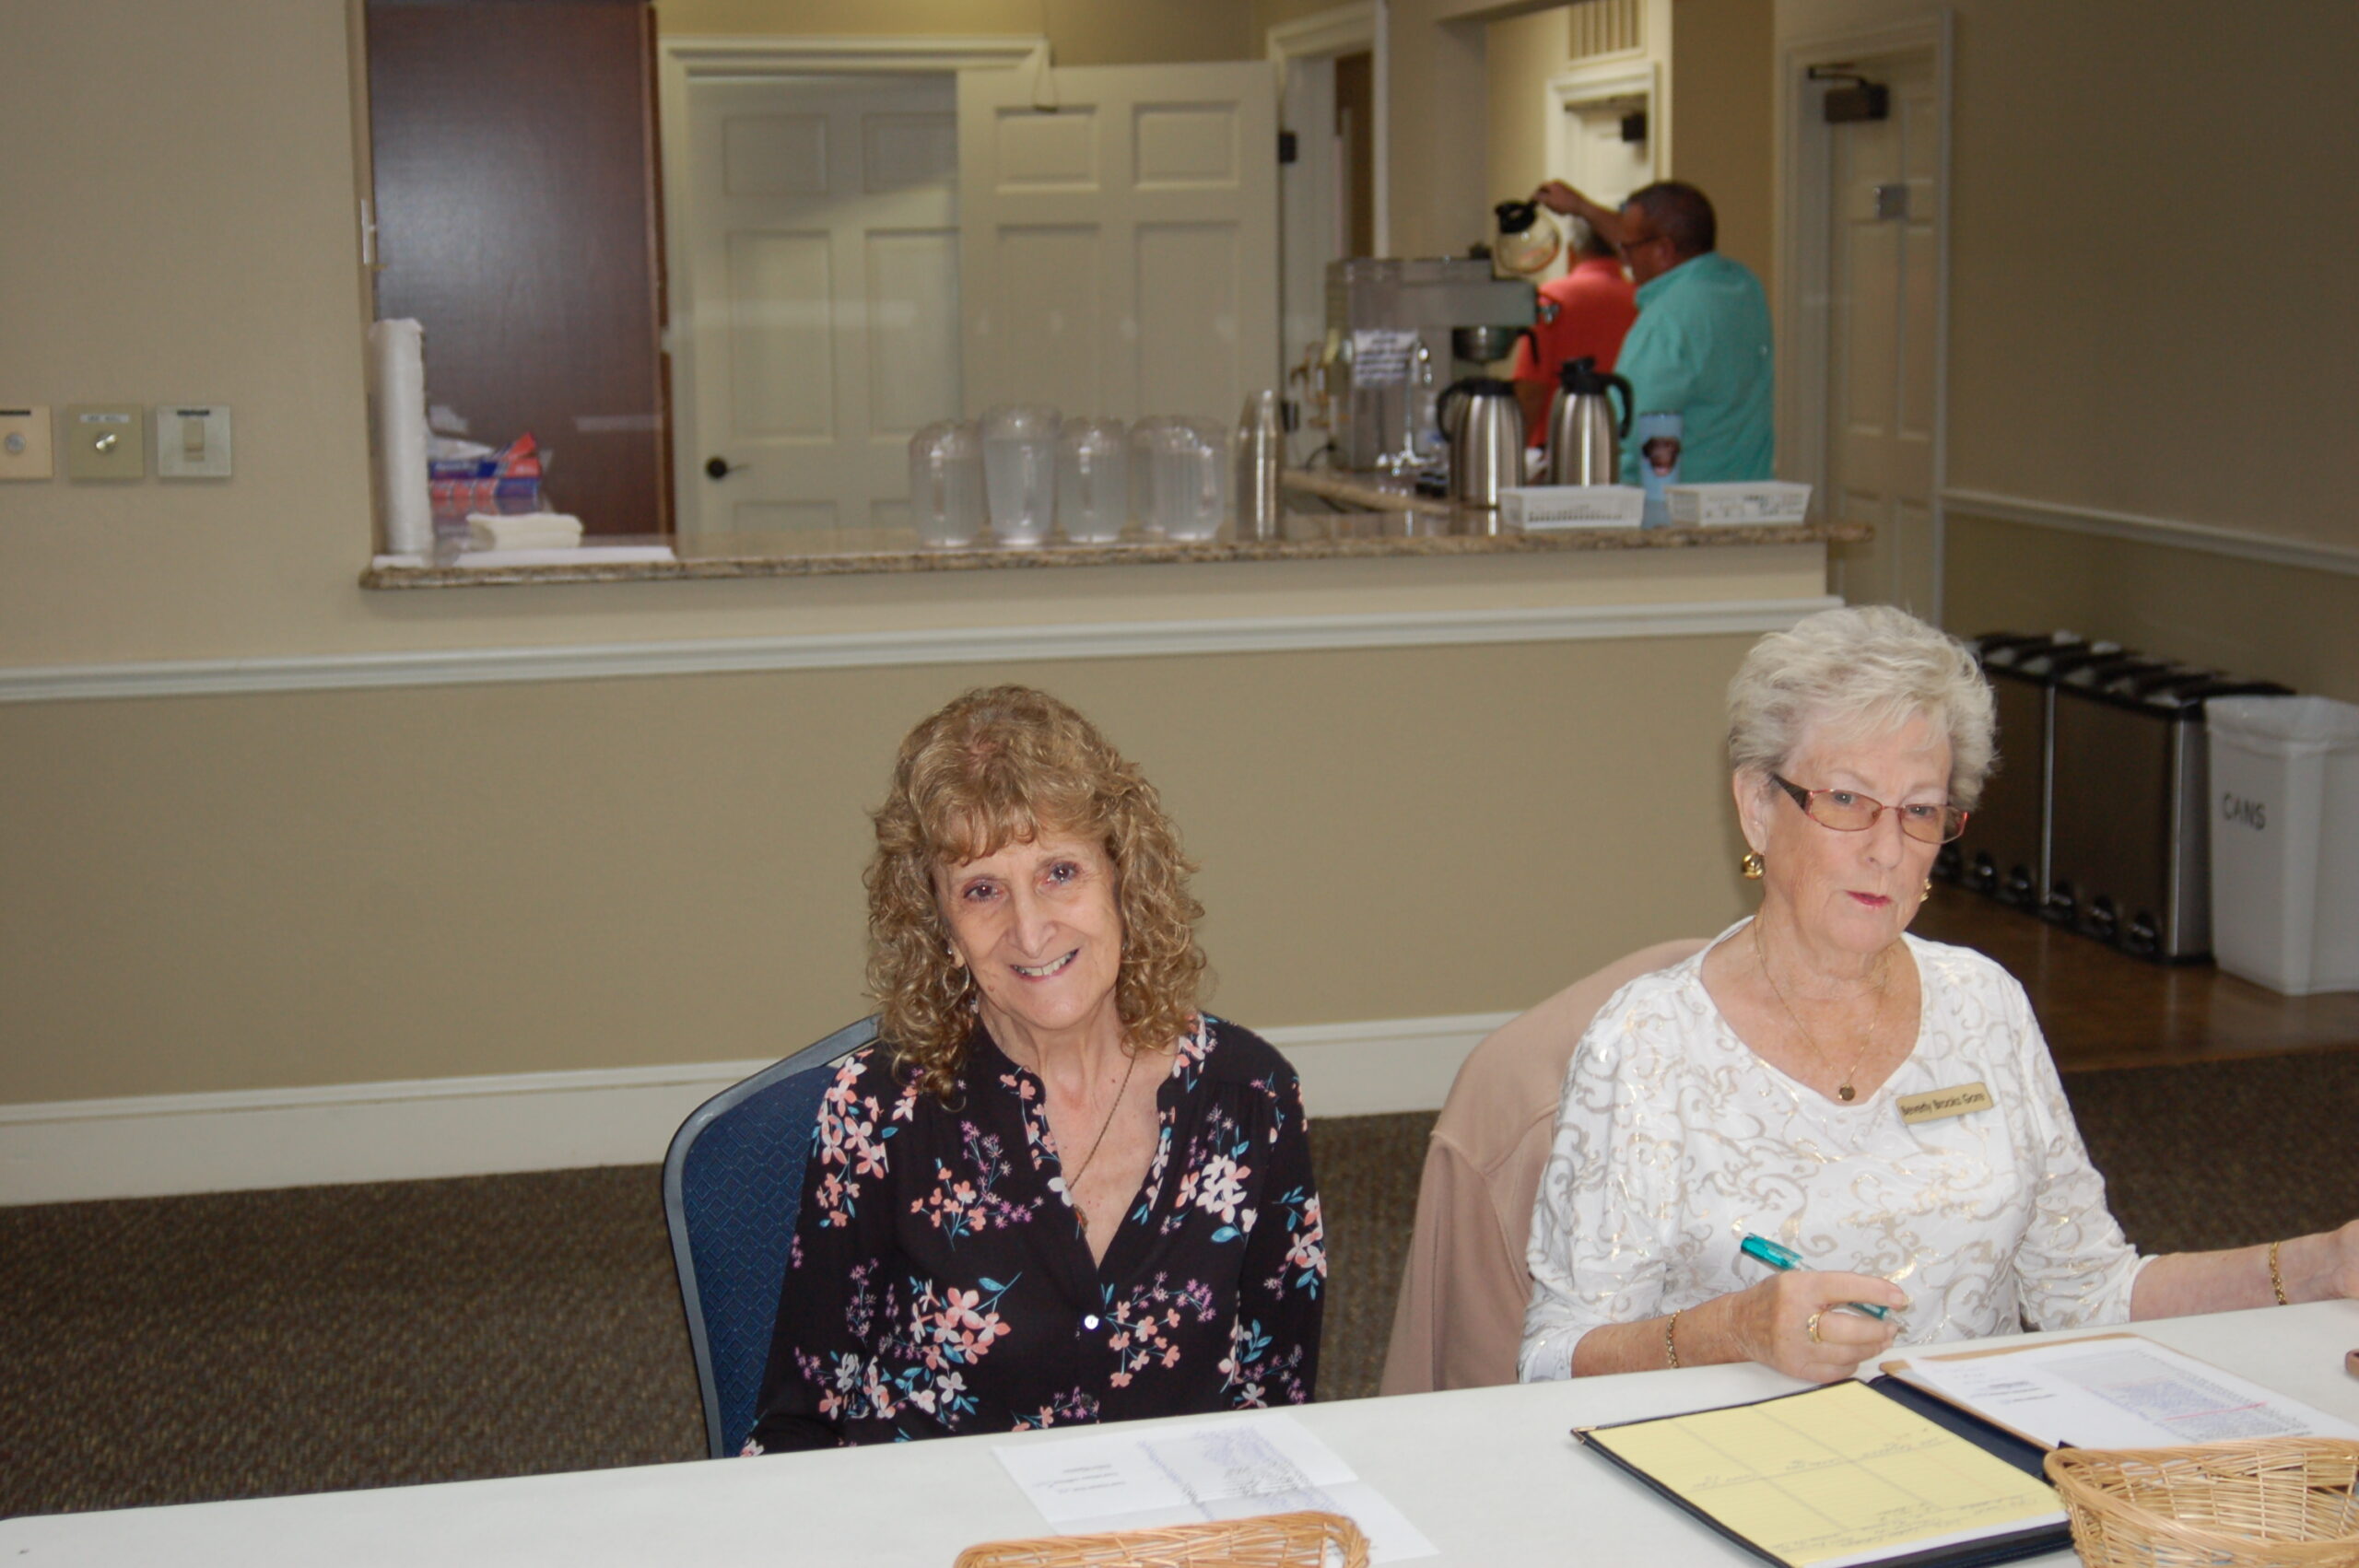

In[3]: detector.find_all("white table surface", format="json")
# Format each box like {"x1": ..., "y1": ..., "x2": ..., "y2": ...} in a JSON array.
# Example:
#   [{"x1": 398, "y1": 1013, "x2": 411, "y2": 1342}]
[{"x1": 8, "y1": 1301, "x2": 2355, "y2": 1565}]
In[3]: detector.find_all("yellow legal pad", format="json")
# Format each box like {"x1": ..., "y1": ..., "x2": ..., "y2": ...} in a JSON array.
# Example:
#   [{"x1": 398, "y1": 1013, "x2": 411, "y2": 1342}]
[{"x1": 1579, "y1": 1379, "x2": 2069, "y2": 1568}]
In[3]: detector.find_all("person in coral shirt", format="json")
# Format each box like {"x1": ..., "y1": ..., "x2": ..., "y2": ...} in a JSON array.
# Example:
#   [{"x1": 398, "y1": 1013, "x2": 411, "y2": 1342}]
[{"x1": 1510, "y1": 216, "x2": 1638, "y2": 447}]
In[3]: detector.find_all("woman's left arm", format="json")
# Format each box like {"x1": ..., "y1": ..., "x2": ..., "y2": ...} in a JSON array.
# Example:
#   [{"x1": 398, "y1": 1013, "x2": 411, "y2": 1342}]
[
  {"x1": 1998, "y1": 973, "x2": 2359, "y2": 1325},
  {"x1": 2132, "y1": 1223, "x2": 2359, "y2": 1317},
  {"x1": 2001, "y1": 984, "x2": 2150, "y2": 1329},
  {"x1": 1226, "y1": 1070, "x2": 1326, "y2": 1407}
]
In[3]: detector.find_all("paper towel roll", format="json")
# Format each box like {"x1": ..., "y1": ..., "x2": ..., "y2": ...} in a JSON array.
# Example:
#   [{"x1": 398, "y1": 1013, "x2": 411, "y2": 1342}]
[{"x1": 369, "y1": 318, "x2": 434, "y2": 554}]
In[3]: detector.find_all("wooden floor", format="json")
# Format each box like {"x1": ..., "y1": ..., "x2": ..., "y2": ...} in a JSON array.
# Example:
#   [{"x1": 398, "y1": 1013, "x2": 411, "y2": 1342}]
[{"x1": 1912, "y1": 884, "x2": 2359, "y2": 1072}]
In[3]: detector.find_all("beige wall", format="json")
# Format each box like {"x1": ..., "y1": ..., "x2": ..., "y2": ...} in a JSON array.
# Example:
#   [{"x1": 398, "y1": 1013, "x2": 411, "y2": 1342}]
[
  {"x1": 1384, "y1": 0, "x2": 1508, "y2": 257},
  {"x1": 1485, "y1": 9, "x2": 1569, "y2": 214},
  {"x1": 1944, "y1": 516, "x2": 2359, "y2": 706},
  {"x1": 1250, "y1": 0, "x2": 1362, "y2": 40},
  {"x1": 1, "y1": 639, "x2": 1758, "y2": 1104},
  {"x1": 1671, "y1": 0, "x2": 1773, "y2": 298},
  {"x1": 1, "y1": 0, "x2": 377, "y2": 670},
  {"x1": 1412, "y1": 0, "x2": 1777, "y2": 281},
  {"x1": 1781, "y1": 0, "x2": 2359, "y2": 554},
  {"x1": 0, "y1": 0, "x2": 1785, "y2": 673},
  {"x1": 23, "y1": 0, "x2": 2351, "y2": 1119},
  {"x1": 1768, "y1": 0, "x2": 2359, "y2": 695},
  {"x1": 0, "y1": 0, "x2": 1269, "y2": 673},
  {"x1": 658, "y1": 0, "x2": 1253, "y2": 64},
  {"x1": 1940, "y1": 0, "x2": 2359, "y2": 547},
  {"x1": 2, "y1": 0, "x2": 1778, "y2": 1109}
]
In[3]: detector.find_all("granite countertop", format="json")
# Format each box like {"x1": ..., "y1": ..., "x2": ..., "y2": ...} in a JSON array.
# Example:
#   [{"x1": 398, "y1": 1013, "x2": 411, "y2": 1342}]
[{"x1": 360, "y1": 473, "x2": 1867, "y2": 590}]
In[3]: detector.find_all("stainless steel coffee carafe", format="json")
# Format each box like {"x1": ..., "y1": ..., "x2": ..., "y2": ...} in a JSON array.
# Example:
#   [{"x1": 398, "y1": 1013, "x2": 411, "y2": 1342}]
[
  {"x1": 1436, "y1": 376, "x2": 1524, "y2": 508},
  {"x1": 1545, "y1": 356, "x2": 1634, "y2": 485}
]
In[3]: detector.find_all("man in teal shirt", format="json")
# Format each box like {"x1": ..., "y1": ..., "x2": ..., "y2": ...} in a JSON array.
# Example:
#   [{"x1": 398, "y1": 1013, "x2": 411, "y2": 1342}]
[{"x1": 1532, "y1": 180, "x2": 1773, "y2": 485}]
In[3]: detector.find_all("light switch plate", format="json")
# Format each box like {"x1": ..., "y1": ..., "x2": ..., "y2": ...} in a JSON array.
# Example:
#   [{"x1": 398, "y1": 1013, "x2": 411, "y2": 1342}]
[
  {"x1": 0, "y1": 405, "x2": 53, "y2": 480},
  {"x1": 156, "y1": 403, "x2": 233, "y2": 478},
  {"x1": 65, "y1": 404, "x2": 147, "y2": 481}
]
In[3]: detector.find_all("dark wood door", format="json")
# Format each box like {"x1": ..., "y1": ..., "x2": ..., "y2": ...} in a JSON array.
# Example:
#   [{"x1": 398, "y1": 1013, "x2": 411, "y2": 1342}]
[{"x1": 367, "y1": 0, "x2": 670, "y2": 534}]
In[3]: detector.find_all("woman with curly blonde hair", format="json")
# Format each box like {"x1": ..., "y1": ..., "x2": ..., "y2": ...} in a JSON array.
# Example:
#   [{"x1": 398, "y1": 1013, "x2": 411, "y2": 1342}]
[{"x1": 745, "y1": 685, "x2": 1325, "y2": 1453}]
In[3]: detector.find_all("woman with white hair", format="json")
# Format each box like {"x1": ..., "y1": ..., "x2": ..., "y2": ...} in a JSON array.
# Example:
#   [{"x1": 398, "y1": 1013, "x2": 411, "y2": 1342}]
[{"x1": 1520, "y1": 605, "x2": 2359, "y2": 1383}]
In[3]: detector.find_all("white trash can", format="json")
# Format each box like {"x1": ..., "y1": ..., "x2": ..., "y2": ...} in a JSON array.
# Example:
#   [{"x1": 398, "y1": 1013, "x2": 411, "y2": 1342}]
[{"x1": 2204, "y1": 695, "x2": 2359, "y2": 994}]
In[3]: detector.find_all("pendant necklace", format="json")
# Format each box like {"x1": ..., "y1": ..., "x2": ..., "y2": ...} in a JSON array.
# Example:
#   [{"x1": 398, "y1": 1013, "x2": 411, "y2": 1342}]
[
  {"x1": 1062, "y1": 1047, "x2": 1140, "y2": 1231},
  {"x1": 1755, "y1": 920, "x2": 1888, "y2": 1103}
]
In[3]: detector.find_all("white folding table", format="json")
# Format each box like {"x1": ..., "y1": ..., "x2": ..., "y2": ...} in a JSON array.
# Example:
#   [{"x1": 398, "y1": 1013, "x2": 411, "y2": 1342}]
[{"x1": 7, "y1": 1301, "x2": 2354, "y2": 1565}]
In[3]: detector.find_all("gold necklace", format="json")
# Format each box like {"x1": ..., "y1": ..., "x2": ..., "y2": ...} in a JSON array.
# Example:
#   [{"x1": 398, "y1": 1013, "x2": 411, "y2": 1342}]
[
  {"x1": 1063, "y1": 1047, "x2": 1140, "y2": 1230},
  {"x1": 1753, "y1": 920, "x2": 1889, "y2": 1103}
]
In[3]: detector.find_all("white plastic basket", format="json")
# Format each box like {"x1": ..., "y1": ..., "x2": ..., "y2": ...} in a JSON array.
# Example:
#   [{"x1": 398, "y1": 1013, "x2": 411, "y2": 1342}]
[
  {"x1": 1499, "y1": 485, "x2": 1647, "y2": 530},
  {"x1": 1665, "y1": 481, "x2": 1813, "y2": 526}
]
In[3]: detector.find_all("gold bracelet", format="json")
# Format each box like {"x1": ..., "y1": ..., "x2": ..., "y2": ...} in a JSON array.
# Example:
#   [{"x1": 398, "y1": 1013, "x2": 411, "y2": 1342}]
[
  {"x1": 2268, "y1": 1239, "x2": 2289, "y2": 1305},
  {"x1": 1664, "y1": 1308, "x2": 1683, "y2": 1369}
]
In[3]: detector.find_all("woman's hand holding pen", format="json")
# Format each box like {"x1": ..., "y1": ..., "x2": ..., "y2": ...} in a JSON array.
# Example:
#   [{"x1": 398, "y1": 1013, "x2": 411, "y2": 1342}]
[
  {"x1": 1567, "y1": 1263, "x2": 1910, "y2": 1379},
  {"x1": 1724, "y1": 1270, "x2": 1909, "y2": 1383},
  {"x1": 1569, "y1": 1232, "x2": 1913, "y2": 1379}
]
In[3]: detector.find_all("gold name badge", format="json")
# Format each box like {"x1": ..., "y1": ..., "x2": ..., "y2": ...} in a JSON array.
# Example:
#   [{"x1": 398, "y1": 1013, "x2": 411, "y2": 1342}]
[{"x1": 1898, "y1": 1081, "x2": 1995, "y2": 1124}]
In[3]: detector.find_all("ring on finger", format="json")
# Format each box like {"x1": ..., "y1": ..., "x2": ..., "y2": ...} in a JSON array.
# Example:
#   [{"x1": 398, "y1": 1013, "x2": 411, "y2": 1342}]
[{"x1": 1805, "y1": 1309, "x2": 1826, "y2": 1345}]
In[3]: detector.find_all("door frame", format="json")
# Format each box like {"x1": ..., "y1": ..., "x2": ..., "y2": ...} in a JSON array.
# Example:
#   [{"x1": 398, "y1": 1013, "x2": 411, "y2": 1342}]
[
  {"x1": 1774, "y1": 10, "x2": 1954, "y2": 617},
  {"x1": 1269, "y1": 2, "x2": 1385, "y2": 458},
  {"x1": 1543, "y1": 0, "x2": 1671, "y2": 200},
  {"x1": 1543, "y1": 55, "x2": 1666, "y2": 216},
  {"x1": 655, "y1": 34, "x2": 1044, "y2": 532},
  {"x1": 1268, "y1": 2, "x2": 1387, "y2": 255}
]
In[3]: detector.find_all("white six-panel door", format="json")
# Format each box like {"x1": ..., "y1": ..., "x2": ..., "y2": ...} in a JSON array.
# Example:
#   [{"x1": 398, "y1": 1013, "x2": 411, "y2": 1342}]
[
  {"x1": 1825, "y1": 50, "x2": 1941, "y2": 614},
  {"x1": 957, "y1": 63, "x2": 1280, "y2": 423},
  {"x1": 680, "y1": 74, "x2": 961, "y2": 544}
]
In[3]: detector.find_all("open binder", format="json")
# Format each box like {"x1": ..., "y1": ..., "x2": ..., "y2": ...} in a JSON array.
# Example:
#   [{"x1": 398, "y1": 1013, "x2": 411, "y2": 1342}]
[{"x1": 1574, "y1": 1377, "x2": 2072, "y2": 1568}]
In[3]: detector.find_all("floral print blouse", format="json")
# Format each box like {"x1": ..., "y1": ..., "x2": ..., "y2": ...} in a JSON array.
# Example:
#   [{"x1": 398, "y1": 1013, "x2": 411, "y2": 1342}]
[{"x1": 743, "y1": 1016, "x2": 1325, "y2": 1452}]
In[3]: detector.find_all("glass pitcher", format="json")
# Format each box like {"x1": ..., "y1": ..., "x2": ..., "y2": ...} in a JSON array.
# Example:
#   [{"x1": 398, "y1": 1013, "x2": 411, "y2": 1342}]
[{"x1": 1493, "y1": 199, "x2": 1562, "y2": 278}]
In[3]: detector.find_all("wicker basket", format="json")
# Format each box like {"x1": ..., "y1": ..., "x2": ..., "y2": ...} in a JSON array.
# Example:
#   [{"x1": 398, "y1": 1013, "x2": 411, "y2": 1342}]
[
  {"x1": 2044, "y1": 1438, "x2": 2359, "y2": 1568},
  {"x1": 953, "y1": 1509, "x2": 1371, "y2": 1568}
]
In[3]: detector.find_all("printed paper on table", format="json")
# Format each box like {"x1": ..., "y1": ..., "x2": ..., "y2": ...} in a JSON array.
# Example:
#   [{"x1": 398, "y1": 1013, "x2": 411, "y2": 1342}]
[
  {"x1": 1884, "y1": 1333, "x2": 2359, "y2": 1451},
  {"x1": 993, "y1": 1413, "x2": 1436, "y2": 1562}
]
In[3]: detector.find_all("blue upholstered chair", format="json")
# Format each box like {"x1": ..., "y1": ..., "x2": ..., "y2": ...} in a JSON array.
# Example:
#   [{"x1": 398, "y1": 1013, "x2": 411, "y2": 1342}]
[{"x1": 662, "y1": 1015, "x2": 880, "y2": 1458}]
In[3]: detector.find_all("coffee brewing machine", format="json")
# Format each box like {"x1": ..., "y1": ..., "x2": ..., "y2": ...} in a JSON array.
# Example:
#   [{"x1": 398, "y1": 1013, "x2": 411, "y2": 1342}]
[{"x1": 1321, "y1": 258, "x2": 1535, "y2": 472}]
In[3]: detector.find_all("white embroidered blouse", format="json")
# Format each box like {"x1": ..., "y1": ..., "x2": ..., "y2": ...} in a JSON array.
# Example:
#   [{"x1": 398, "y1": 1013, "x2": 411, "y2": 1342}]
[{"x1": 1519, "y1": 922, "x2": 2148, "y2": 1381}]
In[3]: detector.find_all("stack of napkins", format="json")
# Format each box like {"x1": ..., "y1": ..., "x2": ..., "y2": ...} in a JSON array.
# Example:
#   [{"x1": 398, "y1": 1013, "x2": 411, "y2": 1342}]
[{"x1": 466, "y1": 510, "x2": 583, "y2": 552}]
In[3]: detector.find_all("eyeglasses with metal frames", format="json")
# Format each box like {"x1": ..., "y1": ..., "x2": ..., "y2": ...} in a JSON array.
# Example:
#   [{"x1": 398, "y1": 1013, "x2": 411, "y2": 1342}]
[{"x1": 1769, "y1": 772, "x2": 1970, "y2": 844}]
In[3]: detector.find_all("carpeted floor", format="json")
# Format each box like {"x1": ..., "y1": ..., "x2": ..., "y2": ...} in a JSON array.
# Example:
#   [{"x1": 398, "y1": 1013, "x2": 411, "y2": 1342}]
[{"x1": 3, "y1": 1048, "x2": 2353, "y2": 1520}]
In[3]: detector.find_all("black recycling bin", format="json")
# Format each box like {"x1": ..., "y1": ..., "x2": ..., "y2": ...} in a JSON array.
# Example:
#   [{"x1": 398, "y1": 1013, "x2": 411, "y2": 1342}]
[
  {"x1": 2048, "y1": 665, "x2": 2292, "y2": 961},
  {"x1": 1963, "y1": 635, "x2": 2144, "y2": 910}
]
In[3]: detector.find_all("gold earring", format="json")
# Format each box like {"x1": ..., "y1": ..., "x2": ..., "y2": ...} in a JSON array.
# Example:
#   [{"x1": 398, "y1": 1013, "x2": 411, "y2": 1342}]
[
  {"x1": 1741, "y1": 851, "x2": 1765, "y2": 880},
  {"x1": 1923, "y1": 877, "x2": 1933, "y2": 895}
]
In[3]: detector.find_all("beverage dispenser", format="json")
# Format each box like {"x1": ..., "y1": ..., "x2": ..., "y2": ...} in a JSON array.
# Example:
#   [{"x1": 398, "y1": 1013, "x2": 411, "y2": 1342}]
[{"x1": 1323, "y1": 258, "x2": 1535, "y2": 472}]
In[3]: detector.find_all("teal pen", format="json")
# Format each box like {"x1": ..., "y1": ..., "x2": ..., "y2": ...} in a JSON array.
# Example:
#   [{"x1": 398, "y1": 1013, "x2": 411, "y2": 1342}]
[{"x1": 1739, "y1": 1234, "x2": 1892, "y2": 1321}]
